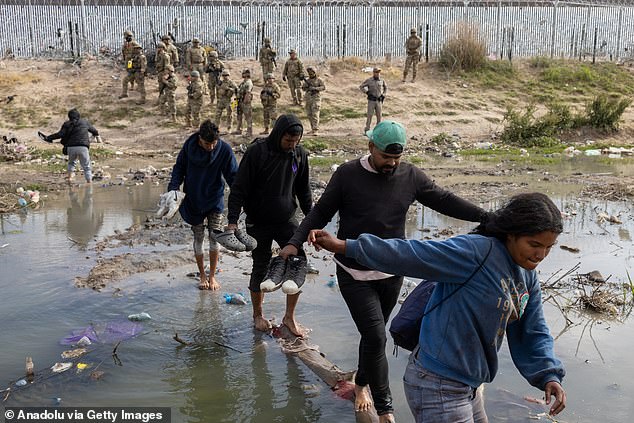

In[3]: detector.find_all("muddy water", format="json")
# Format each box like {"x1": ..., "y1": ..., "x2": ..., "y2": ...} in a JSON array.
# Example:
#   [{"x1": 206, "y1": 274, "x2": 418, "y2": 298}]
[{"x1": 1, "y1": 183, "x2": 633, "y2": 422}]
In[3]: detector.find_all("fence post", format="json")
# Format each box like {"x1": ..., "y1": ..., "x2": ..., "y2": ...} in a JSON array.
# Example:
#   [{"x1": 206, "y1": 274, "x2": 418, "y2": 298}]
[
  {"x1": 592, "y1": 26, "x2": 597, "y2": 64},
  {"x1": 368, "y1": 3, "x2": 374, "y2": 59},
  {"x1": 549, "y1": 1, "x2": 558, "y2": 59},
  {"x1": 343, "y1": 23, "x2": 347, "y2": 58},
  {"x1": 425, "y1": 23, "x2": 429, "y2": 63},
  {"x1": 69, "y1": 20, "x2": 75, "y2": 58},
  {"x1": 80, "y1": 0, "x2": 88, "y2": 54},
  {"x1": 336, "y1": 24, "x2": 340, "y2": 60},
  {"x1": 616, "y1": 6, "x2": 623, "y2": 60},
  {"x1": 495, "y1": 1, "x2": 502, "y2": 59},
  {"x1": 27, "y1": 0, "x2": 35, "y2": 57}
]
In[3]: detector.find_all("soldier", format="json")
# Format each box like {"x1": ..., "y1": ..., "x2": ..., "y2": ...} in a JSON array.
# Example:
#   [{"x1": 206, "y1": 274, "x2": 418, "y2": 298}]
[
  {"x1": 205, "y1": 50, "x2": 225, "y2": 105},
  {"x1": 282, "y1": 49, "x2": 305, "y2": 105},
  {"x1": 301, "y1": 66, "x2": 325, "y2": 135},
  {"x1": 233, "y1": 68, "x2": 254, "y2": 137},
  {"x1": 214, "y1": 70, "x2": 238, "y2": 133},
  {"x1": 186, "y1": 71, "x2": 204, "y2": 128},
  {"x1": 186, "y1": 37, "x2": 208, "y2": 88},
  {"x1": 260, "y1": 73, "x2": 281, "y2": 134},
  {"x1": 403, "y1": 27, "x2": 422, "y2": 82},
  {"x1": 161, "y1": 34, "x2": 179, "y2": 67},
  {"x1": 359, "y1": 67, "x2": 387, "y2": 133},
  {"x1": 258, "y1": 37, "x2": 277, "y2": 79},
  {"x1": 119, "y1": 42, "x2": 147, "y2": 105},
  {"x1": 121, "y1": 30, "x2": 136, "y2": 90},
  {"x1": 155, "y1": 42, "x2": 171, "y2": 107},
  {"x1": 163, "y1": 64, "x2": 178, "y2": 122}
]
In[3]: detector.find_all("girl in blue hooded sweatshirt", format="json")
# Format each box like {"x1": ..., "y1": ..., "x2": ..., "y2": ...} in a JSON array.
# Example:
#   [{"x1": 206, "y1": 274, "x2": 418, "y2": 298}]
[{"x1": 309, "y1": 192, "x2": 567, "y2": 423}]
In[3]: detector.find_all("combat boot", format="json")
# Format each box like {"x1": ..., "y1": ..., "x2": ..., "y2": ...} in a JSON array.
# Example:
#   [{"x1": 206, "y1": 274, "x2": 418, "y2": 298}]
[
  {"x1": 231, "y1": 129, "x2": 242, "y2": 135},
  {"x1": 171, "y1": 114, "x2": 177, "y2": 123},
  {"x1": 118, "y1": 93, "x2": 128, "y2": 99}
]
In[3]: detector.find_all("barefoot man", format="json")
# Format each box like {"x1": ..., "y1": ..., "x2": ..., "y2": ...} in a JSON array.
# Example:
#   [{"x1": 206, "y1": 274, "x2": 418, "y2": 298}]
[
  {"x1": 226, "y1": 114, "x2": 312, "y2": 336},
  {"x1": 165, "y1": 120, "x2": 238, "y2": 290},
  {"x1": 279, "y1": 120, "x2": 490, "y2": 422}
]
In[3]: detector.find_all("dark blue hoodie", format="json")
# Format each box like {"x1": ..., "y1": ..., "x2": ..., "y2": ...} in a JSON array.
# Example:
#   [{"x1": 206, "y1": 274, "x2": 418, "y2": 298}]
[{"x1": 168, "y1": 133, "x2": 238, "y2": 225}]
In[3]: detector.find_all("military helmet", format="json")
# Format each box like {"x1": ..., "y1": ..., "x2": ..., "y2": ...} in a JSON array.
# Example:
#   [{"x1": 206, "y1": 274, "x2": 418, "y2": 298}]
[
  {"x1": 306, "y1": 66, "x2": 316, "y2": 73},
  {"x1": 166, "y1": 64, "x2": 175, "y2": 72},
  {"x1": 410, "y1": 27, "x2": 417, "y2": 34},
  {"x1": 263, "y1": 37, "x2": 271, "y2": 45},
  {"x1": 221, "y1": 69, "x2": 230, "y2": 76},
  {"x1": 157, "y1": 42, "x2": 166, "y2": 49},
  {"x1": 265, "y1": 73, "x2": 275, "y2": 80},
  {"x1": 241, "y1": 68, "x2": 251, "y2": 76},
  {"x1": 209, "y1": 50, "x2": 218, "y2": 58},
  {"x1": 191, "y1": 70, "x2": 200, "y2": 77},
  {"x1": 124, "y1": 30, "x2": 133, "y2": 37},
  {"x1": 161, "y1": 34, "x2": 170, "y2": 41},
  {"x1": 192, "y1": 37, "x2": 200, "y2": 44},
  {"x1": 288, "y1": 49, "x2": 297, "y2": 55}
]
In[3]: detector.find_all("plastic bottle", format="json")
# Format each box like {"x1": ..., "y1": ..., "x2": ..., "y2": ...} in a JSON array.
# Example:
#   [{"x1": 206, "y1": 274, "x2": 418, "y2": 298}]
[
  {"x1": 26, "y1": 357, "x2": 34, "y2": 377},
  {"x1": 223, "y1": 293, "x2": 247, "y2": 305}
]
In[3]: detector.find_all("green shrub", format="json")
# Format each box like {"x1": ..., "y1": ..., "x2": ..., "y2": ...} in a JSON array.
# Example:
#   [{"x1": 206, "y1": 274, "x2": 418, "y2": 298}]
[
  {"x1": 430, "y1": 132, "x2": 452, "y2": 145},
  {"x1": 500, "y1": 104, "x2": 580, "y2": 147},
  {"x1": 302, "y1": 139, "x2": 329, "y2": 152},
  {"x1": 529, "y1": 56, "x2": 552, "y2": 69},
  {"x1": 439, "y1": 22, "x2": 487, "y2": 72},
  {"x1": 585, "y1": 94, "x2": 632, "y2": 132}
]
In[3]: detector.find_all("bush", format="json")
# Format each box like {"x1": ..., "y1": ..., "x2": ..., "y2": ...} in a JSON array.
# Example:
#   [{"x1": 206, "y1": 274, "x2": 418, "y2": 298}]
[
  {"x1": 586, "y1": 94, "x2": 632, "y2": 132},
  {"x1": 529, "y1": 56, "x2": 552, "y2": 69},
  {"x1": 439, "y1": 22, "x2": 487, "y2": 72},
  {"x1": 500, "y1": 103, "x2": 580, "y2": 147}
]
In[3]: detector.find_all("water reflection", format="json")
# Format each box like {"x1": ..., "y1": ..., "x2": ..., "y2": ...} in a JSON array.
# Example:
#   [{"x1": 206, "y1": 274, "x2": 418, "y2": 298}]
[{"x1": 66, "y1": 185, "x2": 104, "y2": 247}]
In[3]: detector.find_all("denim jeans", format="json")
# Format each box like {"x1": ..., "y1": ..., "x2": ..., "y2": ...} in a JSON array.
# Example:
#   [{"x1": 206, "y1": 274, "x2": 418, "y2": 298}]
[{"x1": 403, "y1": 352, "x2": 488, "y2": 423}]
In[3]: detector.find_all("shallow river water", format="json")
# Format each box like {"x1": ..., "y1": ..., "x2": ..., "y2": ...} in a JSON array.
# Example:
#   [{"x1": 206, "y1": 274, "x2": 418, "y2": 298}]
[{"x1": 1, "y1": 182, "x2": 633, "y2": 423}]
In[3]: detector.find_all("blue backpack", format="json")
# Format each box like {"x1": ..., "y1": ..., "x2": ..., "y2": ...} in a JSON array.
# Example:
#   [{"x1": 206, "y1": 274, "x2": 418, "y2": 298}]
[{"x1": 389, "y1": 241, "x2": 492, "y2": 352}]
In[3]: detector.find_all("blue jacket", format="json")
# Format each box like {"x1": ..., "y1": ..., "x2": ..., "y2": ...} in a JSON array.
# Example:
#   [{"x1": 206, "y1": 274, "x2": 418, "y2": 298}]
[
  {"x1": 167, "y1": 134, "x2": 238, "y2": 225},
  {"x1": 346, "y1": 233, "x2": 565, "y2": 391}
]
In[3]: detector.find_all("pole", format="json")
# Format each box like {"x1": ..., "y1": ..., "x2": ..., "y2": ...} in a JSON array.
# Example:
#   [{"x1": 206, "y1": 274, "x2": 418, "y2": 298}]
[
  {"x1": 549, "y1": 1, "x2": 558, "y2": 59},
  {"x1": 592, "y1": 26, "x2": 597, "y2": 64},
  {"x1": 615, "y1": 7, "x2": 623, "y2": 61},
  {"x1": 425, "y1": 23, "x2": 429, "y2": 63},
  {"x1": 80, "y1": 0, "x2": 87, "y2": 54},
  {"x1": 336, "y1": 24, "x2": 340, "y2": 60},
  {"x1": 69, "y1": 20, "x2": 74, "y2": 58},
  {"x1": 27, "y1": 0, "x2": 35, "y2": 57},
  {"x1": 495, "y1": 1, "x2": 502, "y2": 60}
]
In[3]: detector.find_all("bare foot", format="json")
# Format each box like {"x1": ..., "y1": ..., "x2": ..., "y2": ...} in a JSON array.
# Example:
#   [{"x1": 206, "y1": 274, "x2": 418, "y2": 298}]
[
  {"x1": 354, "y1": 385, "x2": 373, "y2": 413},
  {"x1": 198, "y1": 274, "x2": 209, "y2": 290},
  {"x1": 379, "y1": 413, "x2": 395, "y2": 423},
  {"x1": 208, "y1": 276, "x2": 220, "y2": 291},
  {"x1": 254, "y1": 316, "x2": 272, "y2": 332},
  {"x1": 282, "y1": 316, "x2": 309, "y2": 337}
]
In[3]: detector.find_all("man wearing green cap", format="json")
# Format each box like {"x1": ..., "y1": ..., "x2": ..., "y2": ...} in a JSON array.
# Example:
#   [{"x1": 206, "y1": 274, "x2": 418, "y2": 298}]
[{"x1": 279, "y1": 120, "x2": 489, "y2": 423}]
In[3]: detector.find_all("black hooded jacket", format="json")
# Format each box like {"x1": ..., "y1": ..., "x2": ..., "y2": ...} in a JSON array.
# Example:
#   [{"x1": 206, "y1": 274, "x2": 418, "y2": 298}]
[
  {"x1": 48, "y1": 109, "x2": 99, "y2": 148},
  {"x1": 227, "y1": 114, "x2": 312, "y2": 225}
]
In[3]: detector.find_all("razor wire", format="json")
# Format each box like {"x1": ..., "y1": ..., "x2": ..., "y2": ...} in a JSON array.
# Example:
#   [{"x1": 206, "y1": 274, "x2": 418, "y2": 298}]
[{"x1": 1, "y1": 0, "x2": 634, "y2": 62}]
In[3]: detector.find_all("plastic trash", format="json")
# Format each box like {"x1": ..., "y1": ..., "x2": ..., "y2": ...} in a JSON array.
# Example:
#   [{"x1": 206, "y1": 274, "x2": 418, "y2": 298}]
[
  {"x1": 326, "y1": 275, "x2": 338, "y2": 288},
  {"x1": 61, "y1": 348, "x2": 87, "y2": 359},
  {"x1": 17, "y1": 197, "x2": 28, "y2": 207},
  {"x1": 60, "y1": 326, "x2": 98, "y2": 345},
  {"x1": 76, "y1": 363, "x2": 89, "y2": 373},
  {"x1": 51, "y1": 363, "x2": 73, "y2": 373},
  {"x1": 224, "y1": 293, "x2": 247, "y2": 305},
  {"x1": 77, "y1": 336, "x2": 92, "y2": 347},
  {"x1": 584, "y1": 149, "x2": 601, "y2": 156},
  {"x1": 15, "y1": 379, "x2": 27, "y2": 387},
  {"x1": 61, "y1": 321, "x2": 143, "y2": 345},
  {"x1": 53, "y1": 397, "x2": 62, "y2": 405},
  {"x1": 128, "y1": 312, "x2": 152, "y2": 322}
]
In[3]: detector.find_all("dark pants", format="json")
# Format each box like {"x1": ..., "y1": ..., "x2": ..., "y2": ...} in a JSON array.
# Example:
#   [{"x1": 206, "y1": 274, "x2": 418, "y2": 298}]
[
  {"x1": 337, "y1": 266, "x2": 403, "y2": 416},
  {"x1": 246, "y1": 220, "x2": 301, "y2": 292}
]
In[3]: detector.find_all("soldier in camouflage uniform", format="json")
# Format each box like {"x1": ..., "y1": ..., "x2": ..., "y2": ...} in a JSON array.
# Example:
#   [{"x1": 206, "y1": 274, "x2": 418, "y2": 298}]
[
  {"x1": 119, "y1": 42, "x2": 147, "y2": 104},
  {"x1": 161, "y1": 34, "x2": 179, "y2": 67},
  {"x1": 359, "y1": 67, "x2": 388, "y2": 132},
  {"x1": 155, "y1": 42, "x2": 171, "y2": 107},
  {"x1": 162, "y1": 64, "x2": 178, "y2": 122},
  {"x1": 301, "y1": 66, "x2": 326, "y2": 135},
  {"x1": 259, "y1": 73, "x2": 281, "y2": 134},
  {"x1": 214, "y1": 70, "x2": 238, "y2": 133},
  {"x1": 205, "y1": 50, "x2": 225, "y2": 105},
  {"x1": 282, "y1": 49, "x2": 305, "y2": 105},
  {"x1": 121, "y1": 30, "x2": 136, "y2": 90},
  {"x1": 403, "y1": 27, "x2": 422, "y2": 82},
  {"x1": 186, "y1": 37, "x2": 208, "y2": 89},
  {"x1": 186, "y1": 71, "x2": 204, "y2": 128},
  {"x1": 258, "y1": 37, "x2": 277, "y2": 79},
  {"x1": 233, "y1": 68, "x2": 254, "y2": 137}
]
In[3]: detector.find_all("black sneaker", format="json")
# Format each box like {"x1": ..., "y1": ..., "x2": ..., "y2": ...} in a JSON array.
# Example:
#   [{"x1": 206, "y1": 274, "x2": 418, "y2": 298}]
[
  {"x1": 281, "y1": 255, "x2": 308, "y2": 295},
  {"x1": 260, "y1": 256, "x2": 287, "y2": 292}
]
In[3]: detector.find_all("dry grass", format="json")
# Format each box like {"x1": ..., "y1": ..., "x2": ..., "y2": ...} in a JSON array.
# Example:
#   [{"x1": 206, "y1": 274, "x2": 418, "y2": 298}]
[
  {"x1": 440, "y1": 22, "x2": 487, "y2": 72},
  {"x1": 0, "y1": 71, "x2": 42, "y2": 90}
]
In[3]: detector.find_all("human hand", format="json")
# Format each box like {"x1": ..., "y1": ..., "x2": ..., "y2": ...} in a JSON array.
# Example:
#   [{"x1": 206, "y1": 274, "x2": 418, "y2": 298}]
[
  {"x1": 308, "y1": 229, "x2": 346, "y2": 254},
  {"x1": 544, "y1": 381, "x2": 566, "y2": 416},
  {"x1": 279, "y1": 244, "x2": 299, "y2": 260},
  {"x1": 156, "y1": 190, "x2": 185, "y2": 219},
  {"x1": 94, "y1": 135, "x2": 103, "y2": 143}
]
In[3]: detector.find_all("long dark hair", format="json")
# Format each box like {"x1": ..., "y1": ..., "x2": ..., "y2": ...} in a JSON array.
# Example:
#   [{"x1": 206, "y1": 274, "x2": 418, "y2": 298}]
[{"x1": 472, "y1": 192, "x2": 563, "y2": 241}]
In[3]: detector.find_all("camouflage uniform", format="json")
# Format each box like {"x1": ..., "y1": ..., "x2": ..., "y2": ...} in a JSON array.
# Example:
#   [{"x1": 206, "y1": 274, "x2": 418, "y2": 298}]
[
  {"x1": 359, "y1": 68, "x2": 388, "y2": 132},
  {"x1": 214, "y1": 70, "x2": 238, "y2": 132},
  {"x1": 234, "y1": 70, "x2": 254, "y2": 137},
  {"x1": 403, "y1": 28, "x2": 422, "y2": 82},
  {"x1": 155, "y1": 43, "x2": 171, "y2": 106},
  {"x1": 186, "y1": 71, "x2": 204, "y2": 127},
  {"x1": 258, "y1": 38, "x2": 277, "y2": 78},
  {"x1": 301, "y1": 67, "x2": 326, "y2": 134},
  {"x1": 120, "y1": 43, "x2": 147, "y2": 104},
  {"x1": 282, "y1": 50, "x2": 305, "y2": 105},
  {"x1": 163, "y1": 65, "x2": 178, "y2": 121},
  {"x1": 205, "y1": 51, "x2": 225, "y2": 105},
  {"x1": 186, "y1": 38, "x2": 208, "y2": 88},
  {"x1": 260, "y1": 74, "x2": 281, "y2": 133},
  {"x1": 162, "y1": 35, "x2": 179, "y2": 67},
  {"x1": 121, "y1": 30, "x2": 135, "y2": 89}
]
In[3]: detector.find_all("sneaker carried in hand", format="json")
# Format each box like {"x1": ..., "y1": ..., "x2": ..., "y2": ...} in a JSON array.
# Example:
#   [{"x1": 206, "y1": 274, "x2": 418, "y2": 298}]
[
  {"x1": 260, "y1": 256, "x2": 287, "y2": 292},
  {"x1": 281, "y1": 255, "x2": 308, "y2": 295},
  {"x1": 235, "y1": 228, "x2": 257, "y2": 251}
]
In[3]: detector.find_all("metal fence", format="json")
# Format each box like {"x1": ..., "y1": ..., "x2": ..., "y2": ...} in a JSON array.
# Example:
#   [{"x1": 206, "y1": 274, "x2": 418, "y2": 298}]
[{"x1": 1, "y1": 1, "x2": 634, "y2": 62}]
